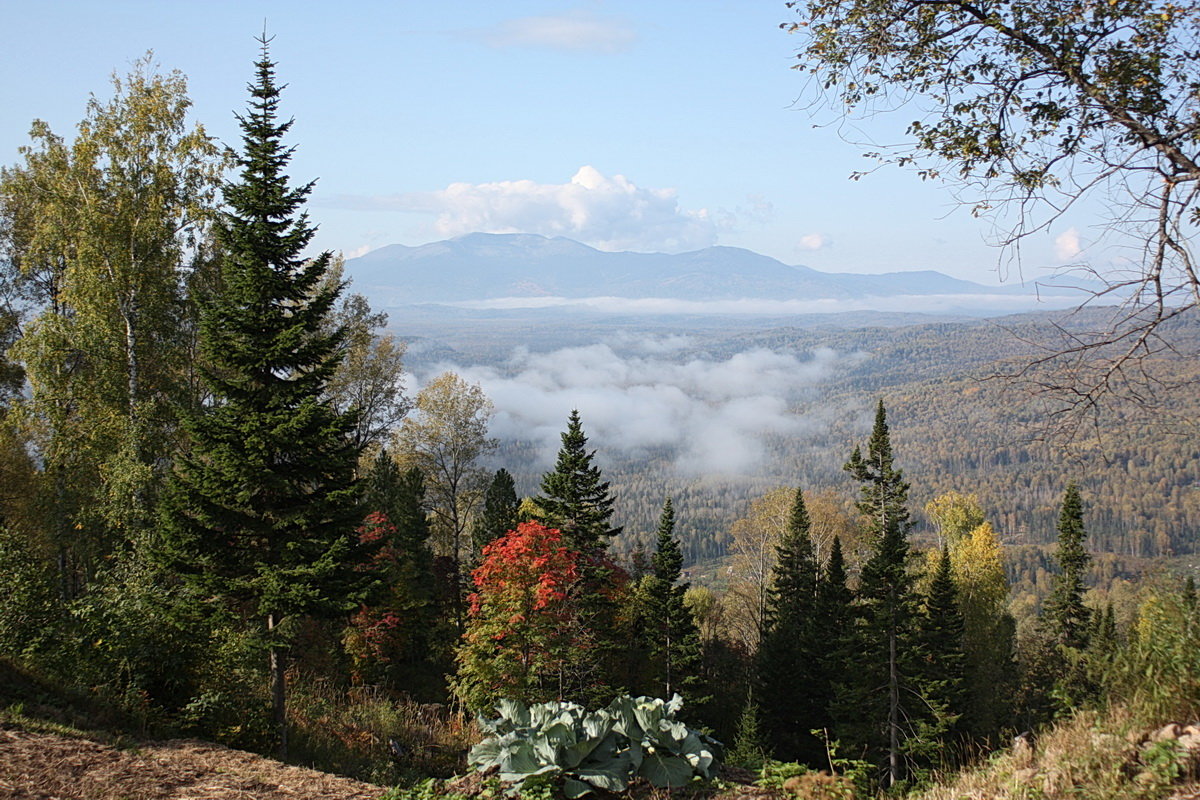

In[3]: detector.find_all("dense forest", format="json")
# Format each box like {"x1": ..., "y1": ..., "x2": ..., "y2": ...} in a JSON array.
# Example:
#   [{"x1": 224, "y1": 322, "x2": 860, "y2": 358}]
[{"x1": 2, "y1": 27, "x2": 1200, "y2": 800}]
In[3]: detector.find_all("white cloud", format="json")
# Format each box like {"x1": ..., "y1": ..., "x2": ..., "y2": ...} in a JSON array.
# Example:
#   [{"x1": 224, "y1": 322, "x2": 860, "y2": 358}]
[
  {"x1": 797, "y1": 233, "x2": 829, "y2": 252},
  {"x1": 477, "y1": 11, "x2": 636, "y2": 53},
  {"x1": 342, "y1": 244, "x2": 375, "y2": 259},
  {"x1": 417, "y1": 341, "x2": 850, "y2": 476},
  {"x1": 359, "y1": 166, "x2": 717, "y2": 253},
  {"x1": 1055, "y1": 227, "x2": 1083, "y2": 261}
]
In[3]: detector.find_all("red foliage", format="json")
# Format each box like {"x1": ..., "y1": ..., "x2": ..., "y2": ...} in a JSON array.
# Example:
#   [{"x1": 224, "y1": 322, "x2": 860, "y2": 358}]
[{"x1": 468, "y1": 521, "x2": 579, "y2": 619}]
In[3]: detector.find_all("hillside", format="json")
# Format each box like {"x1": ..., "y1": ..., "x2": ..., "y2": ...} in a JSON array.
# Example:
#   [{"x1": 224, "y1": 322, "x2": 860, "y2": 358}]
[{"x1": 346, "y1": 232, "x2": 1063, "y2": 306}]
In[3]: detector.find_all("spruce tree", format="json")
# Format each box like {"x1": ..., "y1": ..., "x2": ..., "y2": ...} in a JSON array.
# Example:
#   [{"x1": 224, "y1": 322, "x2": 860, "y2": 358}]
[
  {"x1": 844, "y1": 399, "x2": 911, "y2": 538},
  {"x1": 537, "y1": 409, "x2": 621, "y2": 552},
  {"x1": 157, "y1": 41, "x2": 367, "y2": 756},
  {"x1": 536, "y1": 410, "x2": 623, "y2": 702},
  {"x1": 813, "y1": 536, "x2": 853, "y2": 743},
  {"x1": 917, "y1": 547, "x2": 967, "y2": 756},
  {"x1": 472, "y1": 468, "x2": 520, "y2": 559},
  {"x1": 1042, "y1": 483, "x2": 1092, "y2": 650},
  {"x1": 644, "y1": 499, "x2": 704, "y2": 702},
  {"x1": 839, "y1": 400, "x2": 919, "y2": 788},
  {"x1": 757, "y1": 487, "x2": 824, "y2": 764}
]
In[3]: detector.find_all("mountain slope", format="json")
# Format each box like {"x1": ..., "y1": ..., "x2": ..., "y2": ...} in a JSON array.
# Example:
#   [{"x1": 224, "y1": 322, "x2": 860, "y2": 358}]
[{"x1": 346, "y1": 232, "x2": 1029, "y2": 303}]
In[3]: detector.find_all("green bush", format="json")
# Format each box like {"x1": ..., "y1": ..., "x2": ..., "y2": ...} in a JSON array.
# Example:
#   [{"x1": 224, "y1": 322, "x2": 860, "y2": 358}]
[{"x1": 468, "y1": 695, "x2": 721, "y2": 798}]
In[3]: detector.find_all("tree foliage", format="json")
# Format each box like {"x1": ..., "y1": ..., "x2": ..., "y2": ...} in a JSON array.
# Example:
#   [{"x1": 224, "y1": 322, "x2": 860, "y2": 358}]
[
  {"x1": 156, "y1": 41, "x2": 367, "y2": 756},
  {"x1": 787, "y1": 0, "x2": 1200, "y2": 425},
  {"x1": 454, "y1": 521, "x2": 580, "y2": 712}
]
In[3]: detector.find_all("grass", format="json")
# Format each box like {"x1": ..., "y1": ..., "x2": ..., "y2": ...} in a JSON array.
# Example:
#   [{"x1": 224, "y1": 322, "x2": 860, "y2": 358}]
[{"x1": 289, "y1": 677, "x2": 478, "y2": 785}]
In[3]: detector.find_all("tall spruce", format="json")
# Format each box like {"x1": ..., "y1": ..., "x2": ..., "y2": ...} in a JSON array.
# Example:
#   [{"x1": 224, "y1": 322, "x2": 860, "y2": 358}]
[
  {"x1": 813, "y1": 535, "x2": 853, "y2": 744},
  {"x1": 845, "y1": 399, "x2": 911, "y2": 538},
  {"x1": 839, "y1": 400, "x2": 919, "y2": 788},
  {"x1": 537, "y1": 409, "x2": 621, "y2": 552},
  {"x1": 917, "y1": 547, "x2": 967, "y2": 755},
  {"x1": 644, "y1": 499, "x2": 703, "y2": 701},
  {"x1": 157, "y1": 40, "x2": 367, "y2": 757},
  {"x1": 472, "y1": 468, "x2": 520, "y2": 559},
  {"x1": 537, "y1": 410, "x2": 623, "y2": 702},
  {"x1": 1042, "y1": 483, "x2": 1092, "y2": 650},
  {"x1": 757, "y1": 487, "x2": 824, "y2": 764}
]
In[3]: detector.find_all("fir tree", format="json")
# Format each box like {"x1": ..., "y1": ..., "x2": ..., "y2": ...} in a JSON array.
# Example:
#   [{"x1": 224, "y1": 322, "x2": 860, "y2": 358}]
[
  {"x1": 917, "y1": 547, "x2": 967, "y2": 754},
  {"x1": 644, "y1": 499, "x2": 704, "y2": 701},
  {"x1": 844, "y1": 399, "x2": 911, "y2": 539},
  {"x1": 757, "y1": 488, "x2": 824, "y2": 764},
  {"x1": 838, "y1": 401, "x2": 919, "y2": 788},
  {"x1": 813, "y1": 536, "x2": 853, "y2": 743},
  {"x1": 1042, "y1": 483, "x2": 1092, "y2": 650},
  {"x1": 471, "y1": 468, "x2": 519, "y2": 560},
  {"x1": 157, "y1": 40, "x2": 367, "y2": 756},
  {"x1": 537, "y1": 410, "x2": 621, "y2": 553},
  {"x1": 536, "y1": 410, "x2": 624, "y2": 702}
]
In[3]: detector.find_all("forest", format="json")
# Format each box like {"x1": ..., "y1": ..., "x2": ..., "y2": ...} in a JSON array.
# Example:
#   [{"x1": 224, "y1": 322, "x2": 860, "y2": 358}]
[{"x1": 3, "y1": 15, "x2": 1200, "y2": 800}]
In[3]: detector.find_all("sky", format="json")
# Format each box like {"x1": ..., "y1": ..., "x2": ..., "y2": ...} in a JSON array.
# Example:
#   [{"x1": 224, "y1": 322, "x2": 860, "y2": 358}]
[{"x1": 2, "y1": 0, "x2": 1096, "y2": 285}]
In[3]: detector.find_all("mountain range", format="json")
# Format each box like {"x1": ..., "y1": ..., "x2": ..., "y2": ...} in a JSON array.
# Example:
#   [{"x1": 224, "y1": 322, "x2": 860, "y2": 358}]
[{"x1": 345, "y1": 232, "x2": 1061, "y2": 307}]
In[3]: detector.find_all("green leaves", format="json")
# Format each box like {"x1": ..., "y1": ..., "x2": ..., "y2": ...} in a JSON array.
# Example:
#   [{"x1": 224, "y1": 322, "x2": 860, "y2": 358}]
[{"x1": 468, "y1": 695, "x2": 722, "y2": 796}]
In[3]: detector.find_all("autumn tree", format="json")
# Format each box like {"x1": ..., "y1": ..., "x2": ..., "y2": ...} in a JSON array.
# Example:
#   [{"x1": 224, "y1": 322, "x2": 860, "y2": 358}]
[
  {"x1": 157, "y1": 42, "x2": 369, "y2": 757},
  {"x1": 395, "y1": 371, "x2": 496, "y2": 577},
  {"x1": 725, "y1": 486, "x2": 794, "y2": 651},
  {"x1": 453, "y1": 521, "x2": 580, "y2": 712},
  {"x1": 787, "y1": 0, "x2": 1200, "y2": 426},
  {"x1": 321, "y1": 260, "x2": 408, "y2": 452},
  {"x1": 0, "y1": 56, "x2": 222, "y2": 580}
]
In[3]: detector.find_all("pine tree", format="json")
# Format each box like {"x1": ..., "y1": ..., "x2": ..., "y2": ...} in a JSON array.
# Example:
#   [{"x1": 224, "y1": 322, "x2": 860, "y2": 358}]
[
  {"x1": 157, "y1": 40, "x2": 368, "y2": 756},
  {"x1": 472, "y1": 468, "x2": 519, "y2": 559},
  {"x1": 536, "y1": 410, "x2": 624, "y2": 702},
  {"x1": 537, "y1": 410, "x2": 621, "y2": 552},
  {"x1": 644, "y1": 499, "x2": 704, "y2": 702},
  {"x1": 813, "y1": 536, "x2": 853, "y2": 744},
  {"x1": 757, "y1": 488, "x2": 824, "y2": 764},
  {"x1": 844, "y1": 399, "x2": 911, "y2": 539},
  {"x1": 1042, "y1": 483, "x2": 1092, "y2": 650},
  {"x1": 839, "y1": 400, "x2": 919, "y2": 788},
  {"x1": 916, "y1": 547, "x2": 967, "y2": 756}
]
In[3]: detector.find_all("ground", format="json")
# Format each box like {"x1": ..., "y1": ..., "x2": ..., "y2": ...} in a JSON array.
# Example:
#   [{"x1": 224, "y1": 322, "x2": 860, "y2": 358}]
[{"x1": 0, "y1": 723, "x2": 384, "y2": 800}]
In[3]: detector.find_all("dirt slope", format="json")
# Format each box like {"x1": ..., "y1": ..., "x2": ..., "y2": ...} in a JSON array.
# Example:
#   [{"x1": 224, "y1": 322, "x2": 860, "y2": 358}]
[{"x1": 0, "y1": 725, "x2": 385, "y2": 800}]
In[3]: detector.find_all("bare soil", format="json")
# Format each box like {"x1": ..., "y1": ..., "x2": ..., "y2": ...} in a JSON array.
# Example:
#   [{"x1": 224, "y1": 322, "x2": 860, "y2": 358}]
[{"x1": 0, "y1": 724, "x2": 386, "y2": 800}]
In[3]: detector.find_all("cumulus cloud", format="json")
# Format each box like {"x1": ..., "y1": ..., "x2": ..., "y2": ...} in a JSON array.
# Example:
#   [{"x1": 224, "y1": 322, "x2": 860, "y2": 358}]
[
  {"x1": 797, "y1": 233, "x2": 829, "y2": 252},
  {"x1": 352, "y1": 166, "x2": 717, "y2": 253},
  {"x1": 1055, "y1": 227, "x2": 1083, "y2": 261},
  {"x1": 342, "y1": 244, "x2": 375, "y2": 259},
  {"x1": 477, "y1": 11, "x2": 637, "y2": 53},
  {"x1": 416, "y1": 341, "x2": 852, "y2": 476}
]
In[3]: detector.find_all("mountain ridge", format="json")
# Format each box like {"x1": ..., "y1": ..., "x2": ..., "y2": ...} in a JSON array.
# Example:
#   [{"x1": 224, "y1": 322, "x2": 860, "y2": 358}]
[{"x1": 345, "y1": 232, "x2": 1044, "y2": 305}]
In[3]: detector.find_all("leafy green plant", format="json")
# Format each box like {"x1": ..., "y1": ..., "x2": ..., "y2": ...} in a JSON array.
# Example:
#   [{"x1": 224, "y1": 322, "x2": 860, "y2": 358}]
[{"x1": 468, "y1": 695, "x2": 721, "y2": 798}]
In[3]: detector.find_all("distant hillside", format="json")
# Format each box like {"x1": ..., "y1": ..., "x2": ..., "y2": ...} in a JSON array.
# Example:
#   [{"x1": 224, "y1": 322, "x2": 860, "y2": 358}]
[{"x1": 346, "y1": 232, "x2": 1047, "y2": 305}]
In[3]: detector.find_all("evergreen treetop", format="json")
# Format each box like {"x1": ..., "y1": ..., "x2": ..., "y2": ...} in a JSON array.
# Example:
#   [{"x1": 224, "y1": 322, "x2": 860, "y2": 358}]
[
  {"x1": 844, "y1": 400, "x2": 911, "y2": 538},
  {"x1": 1042, "y1": 482, "x2": 1092, "y2": 650},
  {"x1": 537, "y1": 409, "x2": 621, "y2": 552},
  {"x1": 652, "y1": 497, "x2": 683, "y2": 584}
]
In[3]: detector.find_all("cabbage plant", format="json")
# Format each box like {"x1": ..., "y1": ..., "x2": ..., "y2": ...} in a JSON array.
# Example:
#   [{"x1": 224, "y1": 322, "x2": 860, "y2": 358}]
[{"x1": 468, "y1": 695, "x2": 721, "y2": 797}]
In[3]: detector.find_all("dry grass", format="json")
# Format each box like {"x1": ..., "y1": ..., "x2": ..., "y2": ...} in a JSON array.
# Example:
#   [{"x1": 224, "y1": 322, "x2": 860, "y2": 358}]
[
  {"x1": 0, "y1": 723, "x2": 385, "y2": 800},
  {"x1": 914, "y1": 707, "x2": 1200, "y2": 800}
]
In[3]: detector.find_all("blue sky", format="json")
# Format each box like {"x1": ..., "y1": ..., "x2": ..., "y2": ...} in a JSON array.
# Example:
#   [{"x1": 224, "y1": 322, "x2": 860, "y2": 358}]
[{"x1": 2, "y1": 1, "x2": 1093, "y2": 284}]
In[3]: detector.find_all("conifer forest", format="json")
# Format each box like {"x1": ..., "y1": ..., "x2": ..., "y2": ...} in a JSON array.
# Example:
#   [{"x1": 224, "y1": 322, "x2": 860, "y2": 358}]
[{"x1": 4, "y1": 7, "x2": 1200, "y2": 800}]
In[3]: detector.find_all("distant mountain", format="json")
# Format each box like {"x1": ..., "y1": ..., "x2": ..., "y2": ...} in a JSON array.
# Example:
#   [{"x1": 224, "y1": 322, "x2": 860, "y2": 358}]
[{"x1": 345, "y1": 233, "x2": 1038, "y2": 305}]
